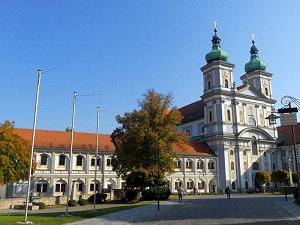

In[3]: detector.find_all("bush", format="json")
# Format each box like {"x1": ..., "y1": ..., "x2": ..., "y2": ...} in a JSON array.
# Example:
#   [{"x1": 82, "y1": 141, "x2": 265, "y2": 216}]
[
  {"x1": 78, "y1": 199, "x2": 88, "y2": 206},
  {"x1": 125, "y1": 189, "x2": 138, "y2": 201},
  {"x1": 35, "y1": 202, "x2": 46, "y2": 209},
  {"x1": 68, "y1": 200, "x2": 78, "y2": 207},
  {"x1": 121, "y1": 197, "x2": 127, "y2": 203},
  {"x1": 88, "y1": 193, "x2": 107, "y2": 204},
  {"x1": 141, "y1": 187, "x2": 171, "y2": 201},
  {"x1": 293, "y1": 188, "x2": 298, "y2": 199}
]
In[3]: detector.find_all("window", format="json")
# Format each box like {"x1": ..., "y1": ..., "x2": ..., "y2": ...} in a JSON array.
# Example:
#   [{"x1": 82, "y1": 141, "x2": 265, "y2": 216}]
[
  {"x1": 76, "y1": 155, "x2": 83, "y2": 166},
  {"x1": 201, "y1": 126, "x2": 205, "y2": 133},
  {"x1": 260, "y1": 113, "x2": 264, "y2": 125},
  {"x1": 249, "y1": 117, "x2": 256, "y2": 126},
  {"x1": 198, "y1": 181, "x2": 205, "y2": 190},
  {"x1": 231, "y1": 161, "x2": 235, "y2": 170},
  {"x1": 186, "y1": 180, "x2": 194, "y2": 189},
  {"x1": 186, "y1": 160, "x2": 193, "y2": 169},
  {"x1": 248, "y1": 106, "x2": 253, "y2": 116},
  {"x1": 272, "y1": 163, "x2": 276, "y2": 171},
  {"x1": 59, "y1": 155, "x2": 66, "y2": 166},
  {"x1": 78, "y1": 183, "x2": 83, "y2": 192},
  {"x1": 106, "y1": 158, "x2": 111, "y2": 167},
  {"x1": 227, "y1": 109, "x2": 231, "y2": 121},
  {"x1": 208, "y1": 80, "x2": 211, "y2": 89},
  {"x1": 224, "y1": 79, "x2": 229, "y2": 88},
  {"x1": 175, "y1": 159, "x2": 181, "y2": 168},
  {"x1": 55, "y1": 183, "x2": 66, "y2": 193},
  {"x1": 230, "y1": 150, "x2": 234, "y2": 156},
  {"x1": 253, "y1": 162, "x2": 259, "y2": 170},
  {"x1": 208, "y1": 161, "x2": 214, "y2": 169},
  {"x1": 91, "y1": 157, "x2": 100, "y2": 167},
  {"x1": 197, "y1": 160, "x2": 204, "y2": 169},
  {"x1": 239, "y1": 110, "x2": 244, "y2": 123},
  {"x1": 251, "y1": 136, "x2": 258, "y2": 155},
  {"x1": 243, "y1": 150, "x2": 247, "y2": 156},
  {"x1": 232, "y1": 181, "x2": 236, "y2": 190},
  {"x1": 37, "y1": 183, "x2": 48, "y2": 193},
  {"x1": 244, "y1": 161, "x2": 247, "y2": 170},
  {"x1": 245, "y1": 181, "x2": 249, "y2": 189},
  {"x1": 208, "y1": 110, "x2": 213, "y2": 122},
  {"x1": 90, "y1": 183, "x2": 100, "y2": 192},
  {"x1": 265, "y1": 88, "x2": 268, "y2": 96},
  {"x1": 40, "y1": 154, "x2": 47, "y2": 165},
  {"x1": 175, "y1": 180, "x2": 182, "y2": 189}
]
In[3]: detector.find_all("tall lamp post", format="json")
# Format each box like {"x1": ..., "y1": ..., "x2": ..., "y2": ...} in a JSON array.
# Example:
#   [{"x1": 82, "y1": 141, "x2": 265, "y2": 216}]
[
  {"x1": 93, "y1": 107, "x2": 100, "y2": 212},
  {"x1": 157, "y1": 143, "x2": 160, "y2": 211}
]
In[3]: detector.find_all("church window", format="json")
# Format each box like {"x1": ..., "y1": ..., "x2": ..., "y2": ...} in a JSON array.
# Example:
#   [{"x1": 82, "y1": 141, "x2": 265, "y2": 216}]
[
  {"x1": 208, "y1": 110, "x2": 213, "y2": 122},
  {"x1": 230, "y1": 150, "x2": 234, "y2": 156},
  {"x1": 265, "y1": 88, "x2": 268, "y2": 96},
  {"x1": 208, "y1": 80, "x2": 211, "y2": 89},
  {"x1": 243, "y1": 150, "x2": 247, "y2": 156},
  {"x1": 253, "y1": 162, "x2": 259, "y2": 170},
  {"x1": 248, "y1": 106, "x2": 254, "y2": 116},
  {"x1": 224, "y1": 79, "x2": 229, "y2": 88},
  {"x1": 251, "y1": 136, "x2": 258, "y2": 155},
  {"x1": 249, "y1": 117, "x2": 256, "y2": 126},
  {"x1": 231, "y1": 161, "x2": 235, "y2": 170},
  {"x1": 226, "y1": 109, "x2": 231, "y2": 121},
  {"x1": 239, "y1": 110, "x2": 244, "y2": 123},
  {"x1": 232, "y1": 181, "x2": 236, "y2": 190}
]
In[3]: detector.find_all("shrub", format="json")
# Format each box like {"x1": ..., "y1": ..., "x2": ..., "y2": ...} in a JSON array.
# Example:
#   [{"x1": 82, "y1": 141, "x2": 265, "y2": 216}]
[
  {"x1": 78, "y1": 199, "x2": 88, "y2": 206},
  {"x1": 88, "y1": 193, "x2": 107, "y2": 204},
  {"x1": 121, "y1": 197, "x2": 127, "y2": 203},
  {"x1": 293, "y1": 188, "x2": 298, "y2": 199},
  {"x1": 125, "y1": 189, "x2": 138, "y2": 201},
  {"x1": 141, "y1": 187, "x2": 171, "y2": 201},
  {"x1": 68, "y1": 200, "x2": 78, "y2": 207},
  {"x1": 35, "y1": 202, "x2": 46, "y2": 209}
]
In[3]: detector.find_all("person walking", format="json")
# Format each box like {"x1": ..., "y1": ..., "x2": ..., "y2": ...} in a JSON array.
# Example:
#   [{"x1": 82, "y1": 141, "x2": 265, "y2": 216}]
[
  {"x1": 193, "y1": 186, "x2": 198, "y2": 197},
  {"x1": 177, "y1": 186, "x2": 184, "y2": 203},
  {"x1": 225, "y1": 186, "x2": 231, "y2": 199}
]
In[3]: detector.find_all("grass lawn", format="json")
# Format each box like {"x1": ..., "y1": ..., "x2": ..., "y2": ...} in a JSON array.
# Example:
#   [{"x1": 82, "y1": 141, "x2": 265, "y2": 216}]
[{"x1": 0, "y1": 201, "x2": 153, "y2": 225}]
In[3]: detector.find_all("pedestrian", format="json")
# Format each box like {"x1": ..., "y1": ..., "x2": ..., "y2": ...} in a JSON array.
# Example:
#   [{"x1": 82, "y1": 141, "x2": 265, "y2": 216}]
[
  {"x1": 193, "y1": 186, "x2": 198, "y2": 197},
  {"x1": 177, "y1": 185, "x2": 184, "y2": 203},
  {"x1": 225, "y1": 186, "x2": 231, "y2": 199}
]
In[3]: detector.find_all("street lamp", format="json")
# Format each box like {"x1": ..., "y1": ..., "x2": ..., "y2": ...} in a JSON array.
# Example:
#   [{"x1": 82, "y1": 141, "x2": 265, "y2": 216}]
[{"x1": 93, "y1": 107, "x2": 100, "y2": 212}]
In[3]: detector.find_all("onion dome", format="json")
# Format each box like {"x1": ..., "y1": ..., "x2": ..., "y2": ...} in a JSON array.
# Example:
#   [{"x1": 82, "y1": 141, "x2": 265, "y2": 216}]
[
  {"x1": 205, "y1": 22, "x2": 228, "y2": 63},
  {"x1": 244, "y1": 35, "x2": 266, "y2": 73}
]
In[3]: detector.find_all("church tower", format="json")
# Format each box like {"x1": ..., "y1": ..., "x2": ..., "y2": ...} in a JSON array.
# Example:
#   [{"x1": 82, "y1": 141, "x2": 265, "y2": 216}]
[{"x1": 241, "y1": 35, "x2": 273, "y2": 99}]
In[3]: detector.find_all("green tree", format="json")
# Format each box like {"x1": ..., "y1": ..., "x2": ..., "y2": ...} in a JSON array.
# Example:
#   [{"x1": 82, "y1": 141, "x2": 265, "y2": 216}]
[
  {"x1": 111, "y1": 89, "x2": 188, "y2": 179},
  {"x1": 271, "y1": 170, "x2": 289, "y2": 187},
  {"x1": 0, "y1": 120, "x2": 33, "y2": 185},
  {"x1": 292, "y1": 172, "x2": 299, "y2": 184},
  {"x1": 255, "y1": 171, "x2": 271, "y2": 193}
]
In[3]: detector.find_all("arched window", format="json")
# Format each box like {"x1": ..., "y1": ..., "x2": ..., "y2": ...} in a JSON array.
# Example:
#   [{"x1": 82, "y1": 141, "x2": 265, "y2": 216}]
[
  {"x1": 227, "y1": 109, "x2": 231, "y2": 121},
  {"x1": 186, "y1": 179, "x2": 194, "y2": 189},
  {"x1": 249, "y1": 117, "x2": 256, "y2": 126},
  {"x1": 253, "y1": 162, "x2": 260, "y2": 170},
  {"x1": 230, "y1": 150, "x2": 234, "y2": 156},
  {"x1": 243, "y1": 150, "x2": 247, "y2": 156},
  {"x1": 175, "y1": 159, "x2": 181, "y2": 169},
  {"x1": 175, "y1": 180, "x2": 182, "y2": 189},
  {"x1": 208, "y1": 80, "x2": 211, "y2": 89},
  {"x1": 225, "y1": 79, "x2": 229, "y2": 88},
  {"x1": 232, "y1": 181, "x2": 236, "y2": 190},
  {"x1": 251, "y1": 136, "x2": 258, "y2": 155},
  {"x1": 245, "y1": 181, "x2": 249, "y2": 189},
  {"x1": 208, "y1": 110, "x2": 213, "y2": 122},
  {"x1": 186, "y1": 159, "x2": 193, "y2": 169},
  {"x1": 208, "y1": 160, "x2": 214, "y2": 169},
  {"x1": 265, "y1": 88, "x2": 268, "y2": 95},
  {"x1": 91, "y1": 156, "x2": 100, "y2": 167},
  {"x1": 231, "y1": 161, "x2": 235, "y2": 170}
]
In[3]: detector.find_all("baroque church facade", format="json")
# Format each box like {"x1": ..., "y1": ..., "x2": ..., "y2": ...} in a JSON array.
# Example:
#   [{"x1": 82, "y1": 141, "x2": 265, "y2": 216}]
[
  {"x1": 177, "y1": 25, "x2": 278, "y2": 192},
  {"x1": 0, "y1": 25, "x2": 282, "y2": 199}
]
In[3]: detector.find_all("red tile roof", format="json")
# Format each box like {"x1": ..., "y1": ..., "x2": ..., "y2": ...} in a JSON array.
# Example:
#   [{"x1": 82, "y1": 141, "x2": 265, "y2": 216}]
[
  {"x1": 14, "y1": 128, "x2": 216, "y2": 157},
  {"x1": 179, "y1": 100, "x2": 204, "y2": 123}
]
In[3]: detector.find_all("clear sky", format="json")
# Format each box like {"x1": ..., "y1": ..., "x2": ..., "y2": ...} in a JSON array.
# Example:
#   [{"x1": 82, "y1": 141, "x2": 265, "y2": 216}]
[{"x1": 1, "y1": 1, "x2": 300, "y2": 134}]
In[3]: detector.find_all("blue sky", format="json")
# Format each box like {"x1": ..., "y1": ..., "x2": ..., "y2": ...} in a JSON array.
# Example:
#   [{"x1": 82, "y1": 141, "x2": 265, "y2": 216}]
[{"x1": 1, "y1": 1, "x2": 300, "y2": 134}]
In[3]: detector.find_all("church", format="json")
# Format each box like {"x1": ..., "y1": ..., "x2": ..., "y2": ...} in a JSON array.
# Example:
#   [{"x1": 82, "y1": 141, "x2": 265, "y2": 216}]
[
  {"x1": 177, "y1": 23, "x2": 278, "y2": 192},
  {"x1": 0, "y1": 24, "x2": 282, "y2": 200}
]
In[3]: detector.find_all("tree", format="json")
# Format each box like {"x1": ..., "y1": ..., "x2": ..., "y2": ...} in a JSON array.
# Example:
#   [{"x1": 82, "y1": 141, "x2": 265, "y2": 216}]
[
  {"x1": 111, "y1": 89, "x2": 188, "y2": 179},
  {"x1": 271, "y1": 170, "x2": 289, "y2": 187},
  {"x1": 255, "y1": 171, "x2": 271, "y2": 193},
  {"x1": 0, "y1": 120, "x2": 33, "y2": 185}
]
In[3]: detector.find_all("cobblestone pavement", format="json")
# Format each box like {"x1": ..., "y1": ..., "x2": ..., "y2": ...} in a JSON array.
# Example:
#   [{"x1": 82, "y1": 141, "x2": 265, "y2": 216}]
[{"x1": 64, "y1": 194, "x2": 300, "y2": 225}]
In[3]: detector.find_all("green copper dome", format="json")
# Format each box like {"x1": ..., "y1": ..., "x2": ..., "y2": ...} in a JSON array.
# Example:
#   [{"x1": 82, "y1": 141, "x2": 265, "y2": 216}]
[
  {"x1": 205, "y1": 27, "x2": 228, "y2": 63},
  {"x1": 244, "y1": 39, "x2": 266, "y2": 73}
]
